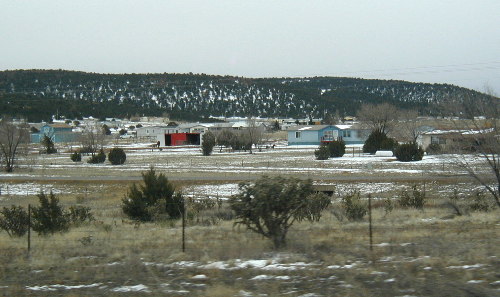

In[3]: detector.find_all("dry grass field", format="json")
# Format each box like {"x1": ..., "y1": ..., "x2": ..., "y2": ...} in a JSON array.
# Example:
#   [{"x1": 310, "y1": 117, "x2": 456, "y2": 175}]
[{"x1": 0, "y1": 142, "x2": 498, "y2": 296}]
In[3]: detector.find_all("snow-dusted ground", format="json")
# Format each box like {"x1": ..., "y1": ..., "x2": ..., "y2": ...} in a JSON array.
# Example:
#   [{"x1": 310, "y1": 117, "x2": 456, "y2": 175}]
[
  {"x1": 0, "y1": 145, "x2": 491, "y2": 200},
  {"x1": 6, "y1": 144, "x2": 487, "y2": 180},
  {"x1": 14, "y1": 255, "x2": 496, "y2": 295},
  {"x1": 0, "y1": 182, "x2": 106, "y2": 197}
]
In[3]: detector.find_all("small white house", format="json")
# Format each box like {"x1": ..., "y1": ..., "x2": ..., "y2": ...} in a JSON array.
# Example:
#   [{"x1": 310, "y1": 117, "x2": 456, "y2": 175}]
[{"x1": 287, "y1": 124, "x2": 369, "y2": 145}]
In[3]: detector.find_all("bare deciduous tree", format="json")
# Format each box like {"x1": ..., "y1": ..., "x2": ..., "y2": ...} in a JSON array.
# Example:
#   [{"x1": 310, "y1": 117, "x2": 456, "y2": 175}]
[
  {"x1": 245, "y1": 117, "x2": 263, "y2": 154},
  {"x1": 357, "y1": 103, "x2": 399, "y2": 134},
  {"x1": 444, "y1": 91, "x2": 500, "y2": 208},
  {"x1": 80, "y1": 122, "x2": 106, "y2": 157},
  {"x1": 393, "y1": 109, "x2": 426, "y2": 142},
  {"x1": 0, "y1": 118, "x2": 29, "y2": 172}
]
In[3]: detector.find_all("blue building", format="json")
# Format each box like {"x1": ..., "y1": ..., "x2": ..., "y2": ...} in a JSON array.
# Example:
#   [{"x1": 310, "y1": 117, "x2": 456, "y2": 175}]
[
  {"x1": 31, "y1": 123, "x2": 80, "y2": 143},
  {"x1": 287, "y1": 125, "x2": 369, "y2": 145}
]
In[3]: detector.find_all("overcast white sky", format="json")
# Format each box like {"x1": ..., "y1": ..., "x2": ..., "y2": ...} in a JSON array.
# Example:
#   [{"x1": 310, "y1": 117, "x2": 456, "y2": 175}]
[{"x1": 1, "y1": 0, "x2": 499, "y2": 94}]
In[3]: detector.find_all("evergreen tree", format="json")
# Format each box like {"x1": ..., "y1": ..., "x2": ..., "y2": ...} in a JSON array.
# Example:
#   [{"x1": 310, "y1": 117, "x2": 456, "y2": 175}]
[
  {"x1": 108, "y1": 147, "x2": 126, "y2": 165},
  {"x1": 394, "y1": 143, "x2": 424, "y2": 162},
  {"x1": 363, "y1": 129, "x2": 398, "y2": 154},
  {"x1": 122, "y1": 167, "x2": 184, "y2": 221},
  {"x1": 0, "y1": 205, "x2": 29, "y2": 237},
  {"x1": 230, "y1": 175, "x2": 330, "y2": 249},
  {"x1": 70, "y1": 151, "x2": 82, "y2": 162},
  {"x1": 328, "y1": 139, "x2": 345, "y2": 157},
  {"x1": 202, "y1": 131, "x2": 216, "y2": 156},
  {"x1": 272, "y1": 120, "x2": 281, "y2": 131},
  {"x1": 102, "y1": 124, "x2": 111, "y2": 135},
  {"x1": 41, "y1": 135, "x2": 57, "y2": 154},
  {"x1": 32, "y1": 191, "x2": 70, "y2": 235},
  {"x1": 88, "y1": 148, "x2": 106, "y2": 163},
  {"x1": 314, "y1": 143, "x2": 330, "y2": 160}
]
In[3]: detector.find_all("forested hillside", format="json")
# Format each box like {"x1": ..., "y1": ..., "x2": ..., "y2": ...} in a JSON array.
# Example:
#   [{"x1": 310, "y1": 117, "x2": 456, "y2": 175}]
[{"x1": 0, "y1": 70, "x2": 490, "y2": 122}]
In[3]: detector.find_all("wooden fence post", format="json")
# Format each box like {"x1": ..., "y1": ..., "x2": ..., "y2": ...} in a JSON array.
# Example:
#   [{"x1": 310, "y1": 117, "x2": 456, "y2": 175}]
[
  {"x1": 28, "y1": 204, "x2": 31, "y2": 254},
  {"x1": 182, "y1": 201, "x2": 186, "y2": 253},
  {"x1": 368, "y1": 194, "x2": 373, "y2": 252}
]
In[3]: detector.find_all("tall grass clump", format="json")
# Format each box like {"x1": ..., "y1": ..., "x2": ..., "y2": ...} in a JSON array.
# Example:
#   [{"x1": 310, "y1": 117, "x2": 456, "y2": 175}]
[{"x1": 398, "y1": 185, "x2": 426, "y2": 209}]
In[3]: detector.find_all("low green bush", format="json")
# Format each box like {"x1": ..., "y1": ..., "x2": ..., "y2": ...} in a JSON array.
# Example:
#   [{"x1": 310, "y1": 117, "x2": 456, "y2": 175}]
[
  {"x1": 328, "y1": 140, "x2": 345, "y2": 158},
  {"x1": 363, "y1": 130, "x2": 397, "y2": 154},
  {"x1": 108, "y1": 148, "x2": 126, "y2": 165},
  {"x1": 341, "y1": 191, "x2": 367, "y2": 221},
  {"x1": 0, "y1": 205, "x2": 29, "y2": 237},
  {"x1": 394, "y1": 143, "x2": 424, "y2": 162},
  {"x1": 314, "y1": 144, "x2": 330, "y2": 160},
  {"x1": 70, "y1": 151, "x2": 82, "y2": 162},
  {"x1": 88, "y1": 149, "x2": 106, "y2": 164}
]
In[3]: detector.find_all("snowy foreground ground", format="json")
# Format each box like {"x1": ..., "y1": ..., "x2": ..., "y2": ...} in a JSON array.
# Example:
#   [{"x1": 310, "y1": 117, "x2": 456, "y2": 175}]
[{"x1": 0, "y1": 144, "x2": 498, "y2": 296}]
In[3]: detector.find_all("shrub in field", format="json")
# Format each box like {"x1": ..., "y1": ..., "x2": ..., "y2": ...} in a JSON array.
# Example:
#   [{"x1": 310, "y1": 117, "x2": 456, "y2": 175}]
[
  {"x1": 341, "y1": 191, "x2": 367, "y2": 221},
  {"x1": 108, "y1": 147, "x2": 126, "y2": 165},
  {"x1": 40, "y1": 135, "x2": 57, "y2": 154},
  {"x1": 314, "y1": 144, "x2": 330, "y2": 160},
  {"x1": 68, "y1": 206, "x2": 95, "y2": 225},
  {"x1": 398, "y1": 185, "x2": 426, "y2": 209},
  {"x1": 363, "y1": 129, "x2": 397, "y2": 154},
  {"x1": 328, "y1": 140, "x2": 346, "y2": 157},
  {"x1": 394, "y1": 142, "x2": 424, "y2": 162},
  {"x1": 468, "y1": 191, "x2": 491, "y2": 212},
  {"x1": 122, "y1": 167, "x2": 184, "y2": 221},
  {"x1": 79, "y1": 146, "x2": 94, "y2": 155},
  {"x1": 32, "y1": 191, "x2": 70, "y2": 235},
  {"x1": 70, "y1": 151, "x2": 82, "y2": 162},
  {"x1": 383, "y1": 198, "x2": 394, "y2": 216},
  {"x1": 0, "y1": 205, "x2": 29, "y2": 237},
  {"x1": 426, "y1": 143, "x2": 442, "y2": 155},
  {"x1": 229, "y1": 175, "x2": 331, "y2": 249},
  {"x1": 202, "y1": 131, "x2": 216, "y2": 156},
  {"x1": 88, "y1": 149, "x2": 106, "y2": 164}
]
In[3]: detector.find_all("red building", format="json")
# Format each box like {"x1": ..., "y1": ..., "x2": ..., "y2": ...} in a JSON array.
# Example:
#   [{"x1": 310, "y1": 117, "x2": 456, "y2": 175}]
[{"x1": 161, "y1": 133, "x2": 201, "y2": 146}]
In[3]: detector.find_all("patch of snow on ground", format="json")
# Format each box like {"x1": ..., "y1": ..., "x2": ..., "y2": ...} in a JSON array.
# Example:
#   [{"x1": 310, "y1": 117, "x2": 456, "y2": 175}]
[
  {"x1": 327, "y1": 263, "x2": 358, "y2": 269},
  {"x1": 184, "y1": 183, "x2": 239, "y2": 199},
  {"x1": 370, "y1": 271, "x2": 388, "y2": 275},
  {"x1": 111, "y1": 284, "x2": 151, "y2": 293},
  {"x1": 250, "y1": 274, "x2": 291, "y2": 280},
  {"x1": 26, "y1": 283, "x2": 102, "y2": 291},
  {"x1": 467, "y1": 280, "x2": 485, "y2": 284},
  {"x1": 447, "y1": 264, "x2": 484, "y2": 269},
  {"x1": 0, "y1": 182, "x2": 63, "y2": 196}
]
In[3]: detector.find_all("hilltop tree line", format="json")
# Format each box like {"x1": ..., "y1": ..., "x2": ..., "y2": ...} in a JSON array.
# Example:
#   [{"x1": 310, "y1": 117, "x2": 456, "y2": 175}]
[{"x1": 1, "y1": 69, "x2": 493, "y2": 122}]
